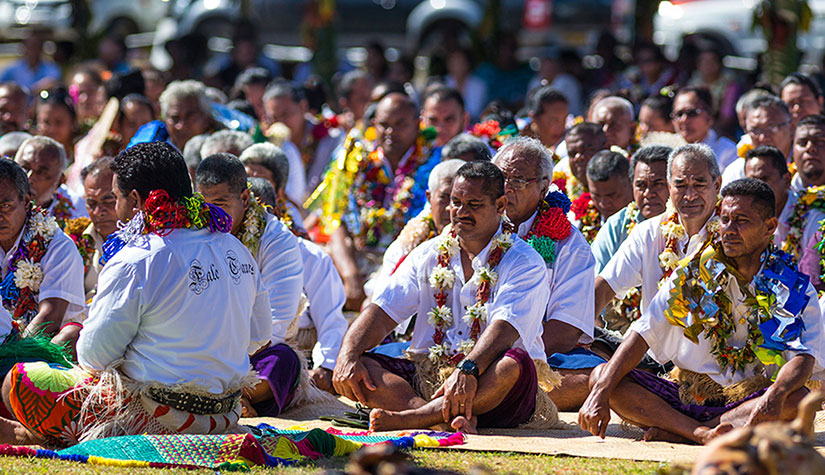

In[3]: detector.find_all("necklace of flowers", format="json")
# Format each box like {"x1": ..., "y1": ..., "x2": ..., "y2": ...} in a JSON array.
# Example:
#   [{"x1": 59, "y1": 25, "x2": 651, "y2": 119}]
[
  {"x1": 427, "y1": 225, "x2": 514, "y2": 365},
  {"x1": 100, "y1": 190, "x2": 232, "y2": 266},
  {"x1": 571, "y1": 192, "x2": 601, "y2": 243},
  {"x1": 522, "y1": 191, "x2": 572, "y2": 266},
  {"x1": 783, "y1": 185, "x2": 825, "y2": 260},
  {"x1": 237, "y1": 192, "x2": 268, "y2": 258},
  {"x1": 353, "y1": 132, "x2": 433, "y2": 248},
  {"x1": 64, "y1": 217, "x2": 95, "y2": 274},
  {"x1": 0, "y1": 206, "x2": 60, "y2": 327},
  {"x1": 276, "y1": 199, "x2": 311, "y2": 240},
  {"x1": 624, "y1": 201, "x2": 642, "y2": 235},
  {"x1": 390, "y1": 213, "x2": 436, "y2": 275},
  {"x1": 50, "y1": 188, "x2": 75, "y2": 228},
  {"x1": 658, "y1": 200, "x2": 721, "y2": 284},
  {"x1": 665, "y1": 244, "x2": 808, "y2": 374}
]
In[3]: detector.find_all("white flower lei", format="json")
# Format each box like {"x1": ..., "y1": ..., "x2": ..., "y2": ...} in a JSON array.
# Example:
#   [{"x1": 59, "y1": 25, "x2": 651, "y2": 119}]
[
  {"x1": 427, "y1": 224, "x2": 512, "y2": 363},
  {"x1": 14, "y1": 259, "x2": 44, "y2": 292},
  {"x1": 13, "y1": 211, "x2": 59, "y2": 292}
]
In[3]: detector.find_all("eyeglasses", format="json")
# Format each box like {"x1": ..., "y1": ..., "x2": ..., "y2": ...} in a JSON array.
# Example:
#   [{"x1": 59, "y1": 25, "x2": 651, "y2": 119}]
[
  {"x1": 670, "y1": 108, "x2": 706, "y2": 120},
  {"x1": 504, "y1": 176, "x2": 545, "y2": 190},
  {"x1": 748, "y1": 121, "x2": 790, "y2": 137}
]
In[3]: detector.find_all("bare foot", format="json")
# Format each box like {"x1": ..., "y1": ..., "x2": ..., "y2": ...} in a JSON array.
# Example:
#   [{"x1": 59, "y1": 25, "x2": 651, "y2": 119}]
[
  {"x1": 370, "y1": 408, "x2": 405, "y2": 431},
  {"x1": 693, "y1": 422, "x2": 734, "y2": 444},
  {"x1": 450, "y1": 415, "x2": 478, "y2": 434},
  {"x1": 643, "y1": 427, "x2": 692, "y2": 444},
  {"x1": 0, "y1": 417, "x2": 40, "y2": 445},
  {"x1": 240, "y1": 397, "x2": 258, "y2": 418}
]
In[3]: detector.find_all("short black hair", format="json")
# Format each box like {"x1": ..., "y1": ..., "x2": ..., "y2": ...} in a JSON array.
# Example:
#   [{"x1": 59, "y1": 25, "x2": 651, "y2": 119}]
[
  {"x1": 0, "y1": 158, "x2": 29, "y2": 201},
  {"x1": 247, "y1": 177, "x2": 277, "y2": 208},
  {"x1": 747, "y1": 95, "x2": 790, "y2": 121},
  {"x1": 630, "y1": 145, "x2": 671, "y2": 180},
  {"x1": 781, "y1": 72, "x2": 822, "y2": 100},
  {"x1": 81, "y1": 156, "x2": 115, "y2": 182},
  {"x1": 112, "y1": 141, "x2": 192, "y2": 201},
  {"x1": 566, "y1": 121, "x2": 605, "y2": 142},
  {"x1": 38, "y1": 86, "x2": 76, "y2": 121},
  {"x1": 721, "y1": 178, "x2": 775, "y2": 219},
  {"x1": 641, "y1": 94, "x2": 674, "y2": 123},
  {"x1": 745, "y1": 145, "x2": 788, "y2": 176},
  {"x1": 527, "y1": 85, "x2": 568, "y2": 116},
  {"x1": 454, "y1": 160, "x2": 504, "y2": 201},
  {"x1": 587, "y1": 150, "x2": 630, "y2": 182},
  {"x1": 479, "y1": 101, "x2": 516, "y2": 131},
  {"x1": 195, "y1": 153, "x2": 249, "y2": 194},
  {"x1": 675, "y1": 86, "x2": 714, "y2": 113},
  {"x1": 796, "y1": 113, "x2": 825, "y2": 129},
  {"x1": 442, "y1": 133, "x2": 492, "y2": 161},
  {"x1": 421, "y1": 84, "x2": 465, "y2": 111}
]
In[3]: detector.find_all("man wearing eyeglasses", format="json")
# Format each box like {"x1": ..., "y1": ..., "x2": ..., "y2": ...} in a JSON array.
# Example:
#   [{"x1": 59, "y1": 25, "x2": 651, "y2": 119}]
[
  {"x1": 493, "y1": 137, "x2": 597, "y2": 411},
  {"x1": 672, "y1": 87, "x2": 737, "y2": 172},
  {"x1": 722, "y1": 95, "x2": 792, "y2": 185}
]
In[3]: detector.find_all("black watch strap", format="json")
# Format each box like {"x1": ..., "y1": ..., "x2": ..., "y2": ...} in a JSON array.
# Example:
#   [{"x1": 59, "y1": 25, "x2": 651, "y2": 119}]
[{"x1": 458, "y1": 358, "x2": 479, "y2": 379}]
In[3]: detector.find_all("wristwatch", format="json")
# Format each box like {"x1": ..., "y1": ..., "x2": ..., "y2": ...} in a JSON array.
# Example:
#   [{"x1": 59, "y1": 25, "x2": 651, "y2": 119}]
[{"x1": 457, "y1": 358, "x2": 479, "y2": 379}]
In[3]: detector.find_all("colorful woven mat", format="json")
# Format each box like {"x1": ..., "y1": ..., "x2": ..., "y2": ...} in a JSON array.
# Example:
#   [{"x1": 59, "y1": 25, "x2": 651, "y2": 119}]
[{"x1": 0, "y1": 424, "x2": 464, "y2": 471}]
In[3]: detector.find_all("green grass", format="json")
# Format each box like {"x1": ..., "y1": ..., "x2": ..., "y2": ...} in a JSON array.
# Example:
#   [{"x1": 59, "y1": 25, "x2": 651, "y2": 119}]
[{"x1": 0, "y1": 450, "x2": 669, "y2": 474}]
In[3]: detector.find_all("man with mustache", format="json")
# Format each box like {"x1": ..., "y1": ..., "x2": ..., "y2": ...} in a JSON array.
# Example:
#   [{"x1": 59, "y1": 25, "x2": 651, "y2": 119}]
[
  {"x1": 581, "y1": 178, "x2": 825, "y2": 444},
  {"x1": 333, "y1": 161, "x2": 551, "y2": 433}
]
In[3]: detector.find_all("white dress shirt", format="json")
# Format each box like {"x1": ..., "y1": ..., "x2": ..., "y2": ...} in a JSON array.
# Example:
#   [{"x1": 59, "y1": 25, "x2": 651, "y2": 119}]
[
  {"x1": 600, "y1": 212, "x2": 713, "y2": 314},
  {"x1": 255, "y1": 214, "x2": 304, "y2": 346},
  {"x1": 78, "y1": 228, "x2": 272, "y2": 394},
  {"x1": 631, "y1": 262, "x2": 825, "y2": 385},
  {"x1": 295, "y1": 237, "x2": 347, "y2": 370},
  {"x1": 0, "y1": 297, "x2": 13, "y2": 341},
  {"x1": 0, "y1": 225, "x2": 85, "y2": 325},
  {"x1": 282, "y1": 140, "x2": 307, "y2": 204},
  {"x1": 48, "y1": 184, "x2": 88, "y2": 219},
  {"x1": 373, "y1": 225, "x2": 550, "y2": 361},
  {"x1": 516, "y1": 211, "x2": 596, "y2": 344},
  {"x1": 701, "y1": 129, "x2": 738, "y2": 172}
]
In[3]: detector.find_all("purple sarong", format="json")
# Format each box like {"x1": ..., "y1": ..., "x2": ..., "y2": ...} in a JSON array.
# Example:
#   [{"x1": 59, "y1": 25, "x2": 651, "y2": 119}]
[
  {"x1": 364, "y1": 347, "x2": 537, "y2": 428},
  {"x1": 249, "y1": 343, "x2": 300, "y2": 417},
  {"x1": 627, "y1": 369, "x2": 768, "y2": 422}
]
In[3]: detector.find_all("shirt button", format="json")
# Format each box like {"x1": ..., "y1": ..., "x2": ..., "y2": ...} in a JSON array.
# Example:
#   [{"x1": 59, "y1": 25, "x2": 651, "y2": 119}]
[{"x1": 458, "y1": 331, "x2": 463, "y2": 335}]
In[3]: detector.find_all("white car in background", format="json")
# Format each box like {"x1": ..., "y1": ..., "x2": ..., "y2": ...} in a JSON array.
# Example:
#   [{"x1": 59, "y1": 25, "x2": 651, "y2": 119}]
[{"x1": 654, "y1": 0, "x2": 825, "y2": 68}]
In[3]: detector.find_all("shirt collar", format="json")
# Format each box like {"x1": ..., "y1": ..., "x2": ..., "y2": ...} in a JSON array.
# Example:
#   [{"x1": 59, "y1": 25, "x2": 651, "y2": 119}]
[{"x1": 515, "y1": 210, "x2": 539, "y2": 238}]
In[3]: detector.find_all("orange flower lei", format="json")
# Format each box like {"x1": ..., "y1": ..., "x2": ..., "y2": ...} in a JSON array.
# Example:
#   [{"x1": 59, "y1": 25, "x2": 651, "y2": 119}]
[{"x1": 427, "y1": 225, "x2": 514, "y2": 365}]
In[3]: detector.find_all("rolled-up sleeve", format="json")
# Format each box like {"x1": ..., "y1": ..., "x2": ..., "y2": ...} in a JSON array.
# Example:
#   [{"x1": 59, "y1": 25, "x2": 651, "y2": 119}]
[{"x1": 372, "y1": 245, "x2": 422, "y2": 324}]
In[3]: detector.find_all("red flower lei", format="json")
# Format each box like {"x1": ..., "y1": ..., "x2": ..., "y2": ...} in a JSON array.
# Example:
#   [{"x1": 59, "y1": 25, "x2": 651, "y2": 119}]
[
  {"x1": 571, "y1": 193, "x2": 601, "y2": 243},
  {"x1": 50, "y1": 188, "x2": 75, "y2": 228}
]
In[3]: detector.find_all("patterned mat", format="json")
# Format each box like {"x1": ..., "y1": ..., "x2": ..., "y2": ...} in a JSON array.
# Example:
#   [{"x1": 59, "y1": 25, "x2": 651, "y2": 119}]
[{"x1": 0, "y1": 424, "x2": 464, "y2": 470}]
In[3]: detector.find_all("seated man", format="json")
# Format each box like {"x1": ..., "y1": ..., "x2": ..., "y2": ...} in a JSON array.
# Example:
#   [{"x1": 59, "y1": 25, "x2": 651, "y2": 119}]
[
  {"x1": 0, "y1": 159, "x2": 85, "y2": 340},
  {"x1": 722, "y1": 95, "x2": 792, "y2": 184},
  {"x1": 580, "y1": 178, "x2": 825, "y2": 444},
  {"x1": 333, "y1": 161, "x2": 552, "y2": 433},
  {"x1": 493, "y1": 138, "x2": 596, "y2": 411},
  {"x1": 591, "y1": 96, "x2": 638, "y2": 154},
  {"x1": 14, "y1": 136, "x2": 87, "y2": 227},
  {"x1": 240, "y1": 142, "x2": 306, "y2": 232},
  {"x1": 199, "y1": 129, "x2": 254, "y2": 158},
  {"x1": 592, "y1": 145, "x2": 670, "y2": 332},
  {"x1": 743, "y1": 146, "x2": 792, "y2": 244},
  {"x1": 2, "y1": 142, "x2": 271, "y2": 446},
  {"x1": 595, "y1": 143, "x2": 723, "y2": 320},
  {"x1": 553, "y1": 122, "x2": 606, "y2": 202},
  {"x1": 573, "y1": 150, "x2": 633, "y2": 243},
  {"x1": 195, "y1": 153, "x2": 306, "y2": 414}
]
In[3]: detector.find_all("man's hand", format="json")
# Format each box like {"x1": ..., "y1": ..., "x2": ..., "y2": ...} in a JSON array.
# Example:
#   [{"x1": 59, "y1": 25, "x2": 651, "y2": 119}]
[
  {"x1": 745, "y1": 389, "x2": 785, "y2": 427},
  {"x1": 309, "y1": 367, "x2": 336, "y2": 394},
  {"x1": 343, "y1": 274, "x2": 367, "y2": 311},
  {"x1": 332, "y1": 355, "x2": 376, "y2": 404},
  {"x1": 433, "y1": 369, "x2": 478, "y2": 423},
  {"x1": 578, "y1": 389, "x2": 612, "y2": 438}
]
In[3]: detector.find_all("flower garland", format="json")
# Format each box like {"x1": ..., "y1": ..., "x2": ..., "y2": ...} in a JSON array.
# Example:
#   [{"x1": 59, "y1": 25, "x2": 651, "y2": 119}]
[
  {"x1": 390, "y1": 214, "x2": 437, "y2": 275},
  {"x1": 664, "y1": 244, "x2": 810, "y2": 374},
  {"x1": 64, "y1": 217, "x2": 95, "y2": 275},
  {"x1": 571, "y1": 193, "x2": 601, "y2": 243},
  {"x1": 624, "y1": 201, "x2": 642, "y2": 235},
  {"x1": 0, "y1": 207, "x2": 59, "y2": 328},
  {"x1": 427, "y1": 225, "x2": 513, "y2": 364},
  {"x1": 522, "y1": 191, "x2": 572, "y2": 266},
  {"x1": 470, "y1": 119, "x2": 518, "y2": 150},
  {"x1": 352, "y1": 131, "x2": 434, "y2": 248},
  {"x1": 658, "y1": 200, "x2": 721, "y2": 284},
  {"x1": 238, "y1": 194, "x2": 268, "y2": 258},
  {"x1": 276, "y1": 199, "x2": 311, "y2": 240},
  {"x1": 782, "y1": 185, "x2": 825, "y2": 260},
  {"x1": 50, "y1": 188, "x2": 75, "y2": 228},
  {"x1": 100, "y1": 191, "x2": 232, "y2": 266}
]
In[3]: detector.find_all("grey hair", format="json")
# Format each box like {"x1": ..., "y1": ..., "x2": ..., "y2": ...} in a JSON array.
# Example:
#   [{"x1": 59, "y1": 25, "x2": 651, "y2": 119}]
[
  {"x1": 735, "y1": 88, "x2": 773, "y2": 117},
  {"x1": 15, "y1": 135, "x2": 67, "y2": 170},
  {"x1": 263, "y1": 80, "x2": 304, "y2": 104},
  {"x1": 0, "y1": 131, "x2": 32, "y2": 158},
  {"x1": 182, "y1": 133, "x2": 209, "y2": 170},
  {"x1": 239, "y1": 142, "x2": 289, "y2": 192},
  {"x1": 248, "y1": 177, "x2": 278, "y2": 208},
  {"x1": 494, "y1": 136, "x2": 554, "y2": 181},
  {"x1": 441, "y1": 133, "x2": 492, "y2": 162},
  {"x1": 200, "y1": 129, "x2": 254, "y2": 158},
  {"x1": 593, "y1": 96, "x2": 635, "y2": 120},
  {"x1": 667, "y1": 143, "x2": 721, "y2": 182},
  {"x1": 428, "y1": 159, "x2": 465, "y2": 192},
  {"x1": 747, "y1": 95, "x2": 791, "y2": 121},
  {"x1": 159, "y1": 80, "x2": 212, "y2": 119},
  {"x1": 204, "y1": 86, "x2": 228, "y2": 105}
]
